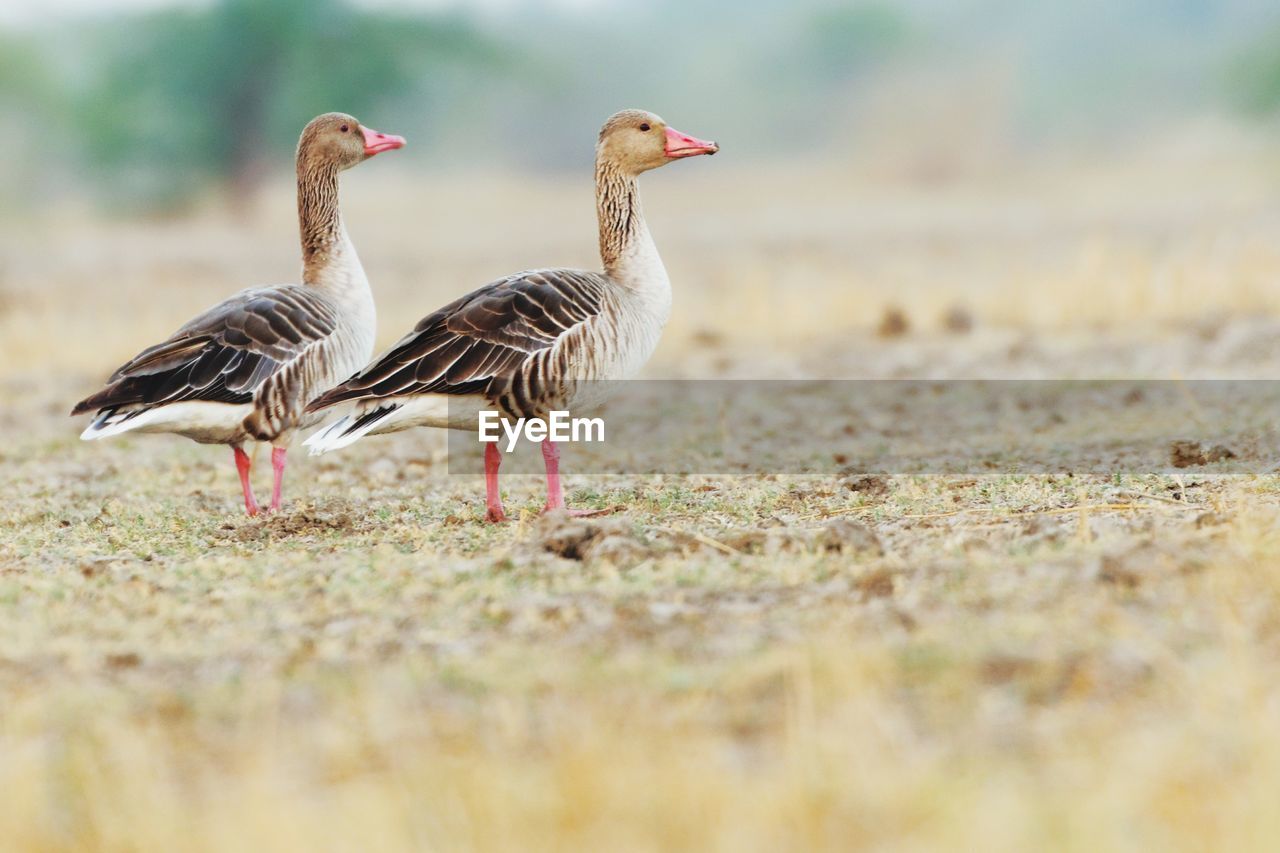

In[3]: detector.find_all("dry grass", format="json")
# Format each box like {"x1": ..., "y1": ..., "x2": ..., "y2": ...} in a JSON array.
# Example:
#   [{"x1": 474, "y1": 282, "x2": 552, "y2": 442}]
[{"x1": 4, "y1": 157, "x2": 1280, "y2": 850}]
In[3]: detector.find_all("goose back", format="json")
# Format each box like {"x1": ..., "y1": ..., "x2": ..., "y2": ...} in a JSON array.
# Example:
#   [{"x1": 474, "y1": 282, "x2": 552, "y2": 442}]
[
  {"x1": 308, "y1": 267, "x2": 666, "y2": 421},
  {"x1": 73, "y1": 284, "x2": 372, "y2": 443}
]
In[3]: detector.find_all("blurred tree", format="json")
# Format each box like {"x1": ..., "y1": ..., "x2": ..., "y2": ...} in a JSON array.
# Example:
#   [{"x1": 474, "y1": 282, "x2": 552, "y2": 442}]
[
  {"x1": 803, "y1": 4, "x2": 910, "y2": 83},
  {"x1": 0, "y1": 32, "x2": 70, "y2": 209},
  {"x1": 1231, "y1": 26, "x2": 1280, "y2": 114},
  {"x1": 74, "y1": 0, "x2": 503, "y2": 209},
  {"x1": 735, "y1": 2, "x2": 911, "y2": 151},
  {"x1": 0, "y1": 33, "x2": 55, "y2": 106}
]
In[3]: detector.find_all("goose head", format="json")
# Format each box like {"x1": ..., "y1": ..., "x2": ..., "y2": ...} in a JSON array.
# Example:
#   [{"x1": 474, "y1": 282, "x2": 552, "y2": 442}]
[
  {"x1": 597, "y1": 109, "x2": 718, "y2": 175},
  {"x1": 297, "y1": 112, "x2": 406, "y2": 171}
]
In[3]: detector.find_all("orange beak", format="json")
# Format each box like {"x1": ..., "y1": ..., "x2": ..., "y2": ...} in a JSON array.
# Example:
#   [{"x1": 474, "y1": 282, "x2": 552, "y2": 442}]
[
  {"x1": 664, "y1": 126, "x2": 718, "y2": 158},
  {"x1": 362, "y1": 126, "x2": 406, "y2": 155}
]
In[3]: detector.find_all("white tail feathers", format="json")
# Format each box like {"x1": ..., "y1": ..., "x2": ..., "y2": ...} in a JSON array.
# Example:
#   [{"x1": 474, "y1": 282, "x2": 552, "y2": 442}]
[
  {"x1": 80, "y1": 408, "x2": 141, "y2": 441},
  {"x1": 304, "y1": 404, "x2": 402, "y2": 455},
  {"x1": 305, "y1": 394, "x2": 483, "y2": 454},
  {"x1": 78, "y1": 401, "x2": 253, "y2": 443}
]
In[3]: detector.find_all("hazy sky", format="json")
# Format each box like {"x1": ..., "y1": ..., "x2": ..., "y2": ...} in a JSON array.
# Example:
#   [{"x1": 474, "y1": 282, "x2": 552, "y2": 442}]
[{"x1": 0, "y1": 0, "x2": 608, "y2": 27}]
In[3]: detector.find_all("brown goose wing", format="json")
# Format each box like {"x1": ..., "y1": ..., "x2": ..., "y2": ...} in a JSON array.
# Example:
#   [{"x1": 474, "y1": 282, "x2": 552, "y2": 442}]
[
  {"x1": 71, "y1": 285, "x2": 339, "y2": 415},
  {"x1": 308, "y1": 269, "x2": 606, "y2": 410}
]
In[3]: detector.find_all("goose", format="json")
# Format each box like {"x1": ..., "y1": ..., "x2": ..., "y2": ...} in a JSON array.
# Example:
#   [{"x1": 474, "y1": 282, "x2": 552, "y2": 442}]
[
  {"x1": 71, "y1": 112, "x2": 405, "y2": 516},
  {"x1": 304, "y1": 109, "x2": 717, "y2": 521}
]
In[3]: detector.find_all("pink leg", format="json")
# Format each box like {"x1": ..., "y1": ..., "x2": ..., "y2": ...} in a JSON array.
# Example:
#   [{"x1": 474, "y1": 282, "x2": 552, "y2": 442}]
[
  {"x1": 270, "y1": 447, "x2": 287, "y2": 512},
  {"x1": 540, "y1": 440, "x2": 614, "y2": 517},
  {"x1": 233, "y1": 445, "x2": 260, "y2": 517},
  {"x1": 542, "y1": 439, "x2": 566, "y2": 511},
  {"x1": 484, "y1": 442, "x2": 506, "y2": 523}
]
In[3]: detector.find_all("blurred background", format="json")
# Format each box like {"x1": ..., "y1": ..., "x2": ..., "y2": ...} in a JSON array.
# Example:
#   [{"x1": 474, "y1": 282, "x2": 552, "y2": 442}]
[{"x1": 5, "y1": 0, "x2": 1280, "y2": 386}]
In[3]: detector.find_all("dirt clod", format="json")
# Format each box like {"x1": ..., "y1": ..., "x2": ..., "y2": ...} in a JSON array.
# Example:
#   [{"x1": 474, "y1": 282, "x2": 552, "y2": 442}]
[
  {"x1": 1169, "y1": 441, "x2": 1236, "y2": 468},
  {"x1": 535, "y1": 511, "x2": 650, "y2": 563},
  {"x1": 840, "y1": 474, "x2": 890, "y2": 496},
  {"x1": 105, "y1": 652, "x2": 142, "y2": 670},
  {"x1": 719, "y1": 529, "x2": 768, "y2": 554},
  {"x1": 690, "y1": 328, "x2": 723, "y2": 348},
  {"x1": 589, "y1": 533, "x2": 651, "y2": 564},
  {"x1": 942, "y1": 305, "x2": 974, "y2": 334},
  {"x1": 877, "y1": 306, "x2": 910, "y2": 338},
  {"x1": 714, "y1": 520, "x2": 883, "y2": 557},
  {"x1": 1098, "y1": 554, "x2": 1142, "y2": 589},
  {"x1": 226, "y1": 507, "x2": 361, "y2": 541},
  {"x1": 981, "y1": 655, "x2": 1036, "y2": 685},
  {"x1": 536, "y1": 513, "x2": 601, "y2": 560},
  {"x1": 856, "y1": 568, "x2": 896, "y2": 599},
  {"x1": 1195, "y1": 512, "x2": 1231, "y2": 529},
  {"x1": 818, "y1": 518, "x2": 883, "y2": 555}
]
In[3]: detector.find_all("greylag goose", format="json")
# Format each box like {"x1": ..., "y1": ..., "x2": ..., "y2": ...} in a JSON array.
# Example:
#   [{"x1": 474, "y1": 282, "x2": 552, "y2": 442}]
[
  {"x1": 304, "y1": 109, "x2": 716, "y2": 521},
  {"x1": 71, "y1": 113, "x2": 405, "y2": 516}
]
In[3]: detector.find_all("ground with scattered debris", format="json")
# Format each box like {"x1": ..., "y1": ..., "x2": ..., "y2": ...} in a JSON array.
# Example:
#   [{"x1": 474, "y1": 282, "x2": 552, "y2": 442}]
[{"x1": 3, "y1": 168, "x2": 1280, "y2": 850}]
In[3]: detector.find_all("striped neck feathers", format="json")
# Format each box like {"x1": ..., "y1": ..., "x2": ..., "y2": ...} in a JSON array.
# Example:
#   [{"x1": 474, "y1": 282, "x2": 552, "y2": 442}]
[
  {"x1": 297, "y1": 159, "x2": 346, "y2": 286},
  {"x1": 595, "y1": 159, "x2": 661, "y2": 283}
]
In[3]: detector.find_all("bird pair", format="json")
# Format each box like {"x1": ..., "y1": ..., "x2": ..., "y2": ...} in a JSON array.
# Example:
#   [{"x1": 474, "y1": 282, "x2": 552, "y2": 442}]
[{"x1": 72, "y1": 109, "x2": 719, "y2": 521}]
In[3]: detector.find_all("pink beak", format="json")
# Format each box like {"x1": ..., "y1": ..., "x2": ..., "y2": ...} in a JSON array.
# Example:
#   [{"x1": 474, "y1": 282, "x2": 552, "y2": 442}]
[
  {"x1": 362, "y1": 126, "x2": 406, "y2": 156},
  {"x1": 664, "y1": 126, "x2": 718, "y2": 159}
]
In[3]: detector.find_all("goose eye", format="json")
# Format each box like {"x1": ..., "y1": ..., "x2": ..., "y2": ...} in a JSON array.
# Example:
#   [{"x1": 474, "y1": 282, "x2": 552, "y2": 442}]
[
  {"x1": 639, "y1": 123, "x2": 650, "y2": 132},
  {"x1": 340, "y1": 124, "x2": 349, "y2": 133}
]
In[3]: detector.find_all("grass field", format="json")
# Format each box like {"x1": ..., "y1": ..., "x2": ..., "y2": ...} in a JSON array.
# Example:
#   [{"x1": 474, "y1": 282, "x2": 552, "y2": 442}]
[{"x1": 4, "y1": 156, "x2": 1280, "y2": 850}]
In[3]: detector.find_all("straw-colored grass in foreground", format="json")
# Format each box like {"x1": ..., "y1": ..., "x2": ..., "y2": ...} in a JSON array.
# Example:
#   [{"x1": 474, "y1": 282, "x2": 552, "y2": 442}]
[
  {"x1": 6, "y1": 159, "x2": 1280, "y2": 849},
  {"x1": 3, "y1": 500, "x2": 1280, "y2": 851}
]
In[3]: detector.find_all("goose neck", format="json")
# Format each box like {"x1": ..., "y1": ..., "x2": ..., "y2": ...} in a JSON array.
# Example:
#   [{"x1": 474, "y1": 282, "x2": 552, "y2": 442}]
[
  {"x1": 297, "y1": 160, "x2": 345, "y2": 286},
  {"x1": 595, "y1": 159, "x2": 664, "y2": 287}
]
